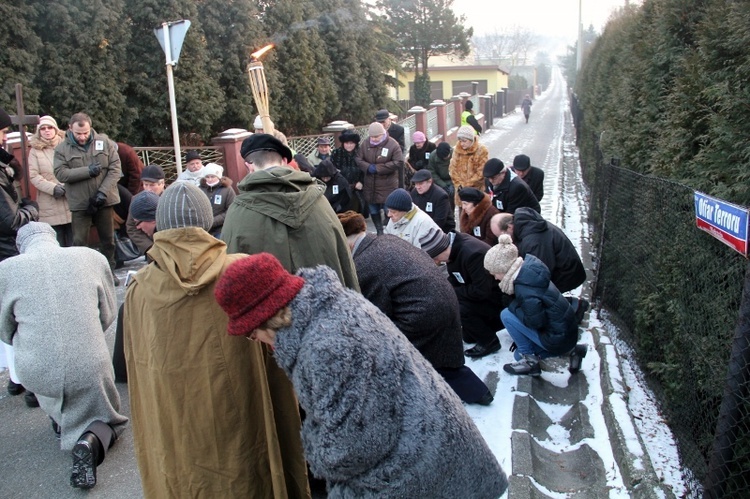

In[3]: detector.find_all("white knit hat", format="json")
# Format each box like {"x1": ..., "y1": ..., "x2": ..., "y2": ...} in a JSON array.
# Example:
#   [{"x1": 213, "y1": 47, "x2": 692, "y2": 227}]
[
  {"x1": 456, "y1": 125, "x2": 476, "y2": 142},
  {"x1": 37, "y1": 115, "x2": 59, "y2": 131},
  {"x1": 202, "y1": 162, "x2": 223, "y2": 178},
  {"x1": 484, "y1": 234, "x2": 519, "y2": 275},
  {"x1": 156, "y1": 182, "x2": 213, "y2": 232}
]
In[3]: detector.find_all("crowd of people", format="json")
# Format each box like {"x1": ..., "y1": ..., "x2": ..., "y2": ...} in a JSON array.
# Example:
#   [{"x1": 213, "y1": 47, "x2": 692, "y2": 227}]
[{"x1": 0, "y1": 102, "x2": 589, "y2": 496}]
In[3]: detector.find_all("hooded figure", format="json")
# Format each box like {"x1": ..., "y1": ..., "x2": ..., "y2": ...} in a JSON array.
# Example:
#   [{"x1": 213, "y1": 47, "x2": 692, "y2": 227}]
[
  {"x1": 0, "y1": 222, "x2": 127, "y2": 489},
  {"x1": 215, "y1": 252, "x2": 508, "y2": 498},
  {"x1": 312, "y1": 159, "x2": 352, "y2": 213},
  {"x1": 123, "y1": 182, "x2": 309, "y2": 498}
]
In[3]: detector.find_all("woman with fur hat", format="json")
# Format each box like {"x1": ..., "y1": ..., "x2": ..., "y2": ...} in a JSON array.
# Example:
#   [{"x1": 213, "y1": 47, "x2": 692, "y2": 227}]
[
  {"x1": 331, "y1": 129, "x2": 366, "y2": 216},
  {"x1": 459, "y1": 187, "x2": 499, "y2": 246},
  {"x1": 484, "y1": 235, "x2": 587, "y2": 376},
  {"x1": 215, "y1": 252, "x2": 508, "y2": 498},
  {"x1": 198, "y1": 163, "x2": 235, "y2": 238},
  {"x1": 28, "y1": 115, "x2": 73, "y2": 246},
  {"x1": 449, "y1": 126, "x2": 489, "y2": 207}
]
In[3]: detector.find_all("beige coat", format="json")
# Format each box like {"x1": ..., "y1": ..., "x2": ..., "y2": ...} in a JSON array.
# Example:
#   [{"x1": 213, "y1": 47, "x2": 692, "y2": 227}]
[
  {"x1": 448, "y1": 138, "x2": 489, "y2": 205},
  {"x1": 124, "y1": 228, "x2": 310, "y2": 498},
  {"x1": 29, "y1": 131, "x2": 71, "y2": 226}
]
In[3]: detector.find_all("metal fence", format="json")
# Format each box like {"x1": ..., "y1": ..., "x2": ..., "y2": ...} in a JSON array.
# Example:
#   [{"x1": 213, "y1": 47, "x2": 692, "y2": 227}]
[
  {"x1": 588, "y1": 147, "x2": 750, "y2": 497},
  {"x1": 446, "y1": 103, "x2": 457, "y2": 130},
  {"x1": 287, "y1": 133, "x2": 334, "y2": 159},
  {"x1": 134, "y1": 146, "x2": 224, "y2": 184},
  {"x1": 400, "y1": 114, "x2": 416, "y2": 151},
  {"x1": 426, "y1": 107, "x2": 438, "y2": 140}
]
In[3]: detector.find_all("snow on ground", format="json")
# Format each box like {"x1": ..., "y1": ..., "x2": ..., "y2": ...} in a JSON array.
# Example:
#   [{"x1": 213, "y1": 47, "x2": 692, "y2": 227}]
[{"x1": 466, "y1": 71, "x2": 688, "y2": 496}]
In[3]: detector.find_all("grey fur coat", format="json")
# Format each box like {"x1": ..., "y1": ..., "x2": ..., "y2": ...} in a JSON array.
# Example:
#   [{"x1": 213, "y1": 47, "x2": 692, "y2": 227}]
[
  {"x1": 0, "y1": 223, "x2": 127, "y2": 450},
  {"x1": 274, "y1": 265, "x2": 508, "y2": 498}
]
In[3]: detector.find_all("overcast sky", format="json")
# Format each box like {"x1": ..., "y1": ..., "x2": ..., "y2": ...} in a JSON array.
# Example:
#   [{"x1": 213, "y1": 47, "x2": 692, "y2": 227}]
[{"x1": 452, "y1": 0, "x2": 641, "y2": 42}]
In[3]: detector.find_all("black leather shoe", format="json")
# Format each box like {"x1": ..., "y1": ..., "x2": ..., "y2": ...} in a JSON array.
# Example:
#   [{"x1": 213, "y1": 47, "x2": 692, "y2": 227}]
[
  {"x1": 7, "y1": 380, "x2": 24, "y2": 395},
  {"x1": 24, "y1": 391, "x2": 39, "y2": 407},
  {"x1": 71, "y1": 433, "x2": 100, "y2": 489},
  {"x1": 51, "y1": 418, "x2": 61, "y2": 439},
  {"x1": 575, "y1": 299, "x2": 590, "y2": 324},
  {"x1": 476, "y1": 391, "x2": 494, "y2": 406},
  {"x1": 568, "y1": 344, "x2": 588, "y2": 374},
  {"x1": 464, "y1": 338, "x2": 501, "y2": 358}
]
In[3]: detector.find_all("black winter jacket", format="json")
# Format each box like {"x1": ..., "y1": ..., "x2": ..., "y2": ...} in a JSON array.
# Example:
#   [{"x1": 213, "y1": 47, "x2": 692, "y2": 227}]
[{"x1": 489, "y1": 171, "x2": 540, "y2": 214}]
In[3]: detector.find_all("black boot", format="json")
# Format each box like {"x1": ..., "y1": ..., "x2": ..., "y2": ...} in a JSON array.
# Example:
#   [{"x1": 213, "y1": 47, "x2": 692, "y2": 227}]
[
  {"x1": 71, "y1": 432, "x2": 101, "y2": 489},
  {"x1": 371, "y1": 212, "x2": 384, "y2": 236}
]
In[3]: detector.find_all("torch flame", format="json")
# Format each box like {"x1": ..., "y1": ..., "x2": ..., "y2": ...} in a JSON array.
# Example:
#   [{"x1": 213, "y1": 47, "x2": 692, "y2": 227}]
[{"x1": 251, "y1": 44, "x2": 274, "y2": 60}]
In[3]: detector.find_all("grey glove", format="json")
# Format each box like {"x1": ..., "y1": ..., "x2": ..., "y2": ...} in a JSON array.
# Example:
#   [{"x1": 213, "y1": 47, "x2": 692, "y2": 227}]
[
  {"x1": 53, "y1": 185, "x2": 66, "y2": 199},
  {"x1": 88, "y1": 163, "x2": 102, "y2": 177},
  {"x1": 93, "y1": 191, "x2": 107, "y2": 207}
]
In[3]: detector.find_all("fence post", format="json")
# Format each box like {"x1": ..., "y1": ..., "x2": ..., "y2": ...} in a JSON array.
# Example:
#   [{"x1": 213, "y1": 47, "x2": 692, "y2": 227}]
[
  {"x1": 496, "y1": 90, "x2": 505, "y2": 117},
  {"x1": 704, "y1": 261, "x2": 750, "y2": 498},
  {"x1": 479, "y1": 94, "x2": 492, "y2": 130},
  {"x1": 430, "y1": 100, "x2": 447, "y2": 142},
  {"x1": 211, "y1": 128, "x2": 252, "y2": 188}
]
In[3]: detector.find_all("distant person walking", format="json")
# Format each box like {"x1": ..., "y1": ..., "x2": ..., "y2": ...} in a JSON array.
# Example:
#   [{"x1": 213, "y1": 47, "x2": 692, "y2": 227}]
[{"x1": 521, "y1": 94, "x2": 533, "y2": 123}]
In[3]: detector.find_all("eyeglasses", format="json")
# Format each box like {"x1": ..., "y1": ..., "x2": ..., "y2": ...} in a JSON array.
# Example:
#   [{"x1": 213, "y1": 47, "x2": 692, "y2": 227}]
[{"x1": 39, "y1": 126, "x2": 55, "y2": 131}]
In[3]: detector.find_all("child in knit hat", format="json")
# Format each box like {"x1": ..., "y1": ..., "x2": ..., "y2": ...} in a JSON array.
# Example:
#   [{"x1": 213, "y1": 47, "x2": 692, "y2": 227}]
[
  {"x1": 484, "y1": 235, "x2": 587, "y2": 375},
  {"x1": 215, "y1": 252, "x2": 508, "y2": 498}
]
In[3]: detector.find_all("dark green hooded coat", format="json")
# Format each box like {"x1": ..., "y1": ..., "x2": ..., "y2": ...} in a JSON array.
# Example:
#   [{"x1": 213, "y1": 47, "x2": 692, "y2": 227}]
[{"x1": 221, "y1": 167, "x2": 359, "y2": 292}]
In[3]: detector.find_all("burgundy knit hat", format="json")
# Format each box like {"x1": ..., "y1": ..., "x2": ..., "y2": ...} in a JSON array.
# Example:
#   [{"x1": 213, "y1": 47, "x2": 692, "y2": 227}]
[{"x1": 215, "y1": 253, "x2": 305, "y2": 336}]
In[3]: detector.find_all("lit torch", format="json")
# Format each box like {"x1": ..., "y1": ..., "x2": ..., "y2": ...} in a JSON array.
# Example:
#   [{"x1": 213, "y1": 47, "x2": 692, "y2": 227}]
[{"x1": 248, "y1": 44, "x2": 275, "y2": 135}]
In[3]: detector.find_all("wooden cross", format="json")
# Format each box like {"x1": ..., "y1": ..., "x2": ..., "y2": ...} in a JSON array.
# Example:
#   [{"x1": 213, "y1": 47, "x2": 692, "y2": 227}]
[{"x1": 9, "y1": 84, "x2": 39, "y2": 195}]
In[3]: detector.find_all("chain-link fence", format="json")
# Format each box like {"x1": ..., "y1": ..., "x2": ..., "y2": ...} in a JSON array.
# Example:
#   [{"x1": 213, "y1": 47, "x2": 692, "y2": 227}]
[{"x1": 588, "y1": 142, "x2": 750, "y2": 497}]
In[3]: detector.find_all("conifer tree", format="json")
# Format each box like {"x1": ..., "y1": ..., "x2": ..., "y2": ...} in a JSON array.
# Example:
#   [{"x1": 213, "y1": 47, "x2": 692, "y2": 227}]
[
  {"x1": 122, "y1": 0, "x2": 225, "y2": 145},
  {"x1": 0, "y1": 1, "x2": 42, "y2": 113},
  {"x1": 260, "y1": 0, "x2": 339, "y2": 135},
  {"x1": 31, "y1": 0, "x2": 129, "y2": 137}
]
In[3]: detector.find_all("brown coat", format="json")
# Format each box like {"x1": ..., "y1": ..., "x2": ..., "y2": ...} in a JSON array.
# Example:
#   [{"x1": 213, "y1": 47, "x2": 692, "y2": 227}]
[
  {"x1": 28, "y1": 131, "x2": 72, "y2": 226},
  {"x1": 460, "y1": 193, "x2": 499, "y2": 246},
  {"x1": 124, "y1": 228, "x2": 310, "y2": 499},
  {"x1": 355, "y1": 135, "x2": 404, "y2": 204},
  {"x1": 448, "y1": 139, "x2": 489, "y2": 205}
]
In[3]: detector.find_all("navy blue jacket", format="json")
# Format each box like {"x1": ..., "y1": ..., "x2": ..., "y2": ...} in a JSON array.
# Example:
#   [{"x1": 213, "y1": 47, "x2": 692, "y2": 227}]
[{"x1": 508, "y1": 254, "x2": 578, "y2": 355}]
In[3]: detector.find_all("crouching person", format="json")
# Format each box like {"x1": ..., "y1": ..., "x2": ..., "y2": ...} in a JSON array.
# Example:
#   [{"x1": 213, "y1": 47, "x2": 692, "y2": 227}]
[
  {"x1": 215, "y1": 252, "x2": 508, "y2": 498},
  {"x1": 484, "y1": 235, "x2": 587, "y2": 376},
  {"x1": 0, "y1": 222, "x2": 127, "y2": 489}
]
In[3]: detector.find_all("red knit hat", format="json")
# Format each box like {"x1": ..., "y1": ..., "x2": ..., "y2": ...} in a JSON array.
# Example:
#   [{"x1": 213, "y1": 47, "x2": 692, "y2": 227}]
[{"x1": 215, "y1": 253, "x2": 305, "y2": 336}]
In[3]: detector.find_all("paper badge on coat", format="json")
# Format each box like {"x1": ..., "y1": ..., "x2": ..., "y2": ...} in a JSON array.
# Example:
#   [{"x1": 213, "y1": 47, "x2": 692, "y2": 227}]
[
  {"x1": 332, "y1": 185, "x2": 339, "y2": 195},
  {"x1": 95, "y1": 140, "x2": 104, "y2": 151},
  {"x1": 381, "y1": 148, "x2": 389, "y2": 157},
  {"x1": 426, "y1": 202, "x2": 433, "y2": 212}
]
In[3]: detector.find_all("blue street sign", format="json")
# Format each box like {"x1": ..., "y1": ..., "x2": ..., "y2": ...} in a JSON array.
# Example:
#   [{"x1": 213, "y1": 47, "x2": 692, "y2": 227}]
[
  {"x1": 154, "y1": 20, "x2": 191, "y2": 65},
  {"x1": 694, "y1": 191, "x2": 749, "y2": 256}
]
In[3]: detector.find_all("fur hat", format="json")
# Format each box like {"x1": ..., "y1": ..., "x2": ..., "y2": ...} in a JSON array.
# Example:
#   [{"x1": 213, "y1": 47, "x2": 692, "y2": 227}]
[
  {"x1": 512, "y1": 154, "x2": 531, "y2": 171},
  {"x1": 312, "y1": 159, "x2": 337, "y2": 179},
  {"x1": 214, "y1": 253, "x2": 305, "y2": 336},
  {"x1": 16, "y1": 222, "x2": 57, "y2": 252},
  {"x1": 436, "y1": 142, "x2": 452, "y2": 159},
  {"x1": 141, "y1": 164, "x2": 165, "y2": 182},
  {"x1": 482, "y1": 158, "x2": 505, "y2": 178},
  {"x1": 240, "y1": 133, "x2": 293, "y2": 162},
  {"x1": 412, "y1": 169, "x2": 432, "y2": 183},
  {"x1": 484, "y1": 234, "x2": 519, "y2": 275},
  {"x1": 156, "y1": 182, "x2": 213, "y2": 232},
  {"x1": 456, "y1": 125, "x2": 476, "y2": 142},
  {"x1": 425, "y1": 231, "x2": 451, "y2": 258},
  {"x1": 412, "y1": 131, "x2": 426, "y2": 143},
  {"x1": 202, "y1": 162, "x2": 223, "y2": 178},
  {"x1": 0, "y1": 107, "x2": 11, "y2": 130},
  {"x1": 339, "y1": 130, "x2": 360, "y2": 145},
  {"x1": 374, "y1": 109, "x2": 390, "y2": 122},
  {"x1": 185, "y1": 150, "x2": 202, "y2": 163},
  {"x1": 385, "y1": 188, "x2": 412, "y2": 212},
  {"x1": 130, "y1": 190, "x2": 159, "y2": 222},
  {"x1": 337, "y1": 211, "x2": 367, "y2": 236},
  {"x1": 368, "y1": 122, "x2": 386, "y2": 137},
  {"x1": 37, "y1": 115, "x2": 59, "y2": 131},
  {"x1": 458, "y1": 187, "x2": 485, "y2": 205}
]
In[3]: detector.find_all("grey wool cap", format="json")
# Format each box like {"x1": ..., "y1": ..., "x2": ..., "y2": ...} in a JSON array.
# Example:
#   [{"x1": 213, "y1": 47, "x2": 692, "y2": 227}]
[{"x1": 156, "y1": 181, "x2": 213, "y2": 232}]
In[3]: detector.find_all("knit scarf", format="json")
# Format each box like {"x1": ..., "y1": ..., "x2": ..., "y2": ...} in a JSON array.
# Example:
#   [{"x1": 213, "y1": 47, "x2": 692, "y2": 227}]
[{"x1": 499, "y1": 257, "x2": 523, "y2": 295}]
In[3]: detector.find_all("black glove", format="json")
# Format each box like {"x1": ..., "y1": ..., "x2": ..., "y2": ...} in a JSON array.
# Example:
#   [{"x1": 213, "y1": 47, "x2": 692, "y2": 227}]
[
  {"x1": 53, "y1": 185, "x2": 66, "y2": 199},
  {"x1": 20, "y1": 198, "x2": 39, "y2": 211},
  {"x1": 86, "y1": 197, "x2": 99, "y2": 215},
  {"x1": 94, "y1": 191, "x2": 107, "y2": 207},
  {"x1": 415, "y1": 160, "x2": 425, "y2": 169},
  {"x1": 446, "y1": 184, "x2": 455, "y2": 197},
  {"x1": 88, "y1": 162, "x2": 102, "y2": 177}
]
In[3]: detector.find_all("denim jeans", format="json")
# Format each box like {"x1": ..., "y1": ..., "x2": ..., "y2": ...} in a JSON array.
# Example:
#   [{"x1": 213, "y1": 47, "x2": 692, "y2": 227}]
[{"x1": 501, "y1": 308, "x2": 554, "y2": 361}]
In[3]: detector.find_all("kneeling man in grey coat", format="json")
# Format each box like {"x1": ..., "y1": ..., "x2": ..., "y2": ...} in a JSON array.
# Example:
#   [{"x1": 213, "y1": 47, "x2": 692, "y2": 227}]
[
  {"x1": 0, "y1": 222, "x2": 128, "y2": 490},
  {"x1": 215, "y1": 252, "x2": 508, "y2": 498}
]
